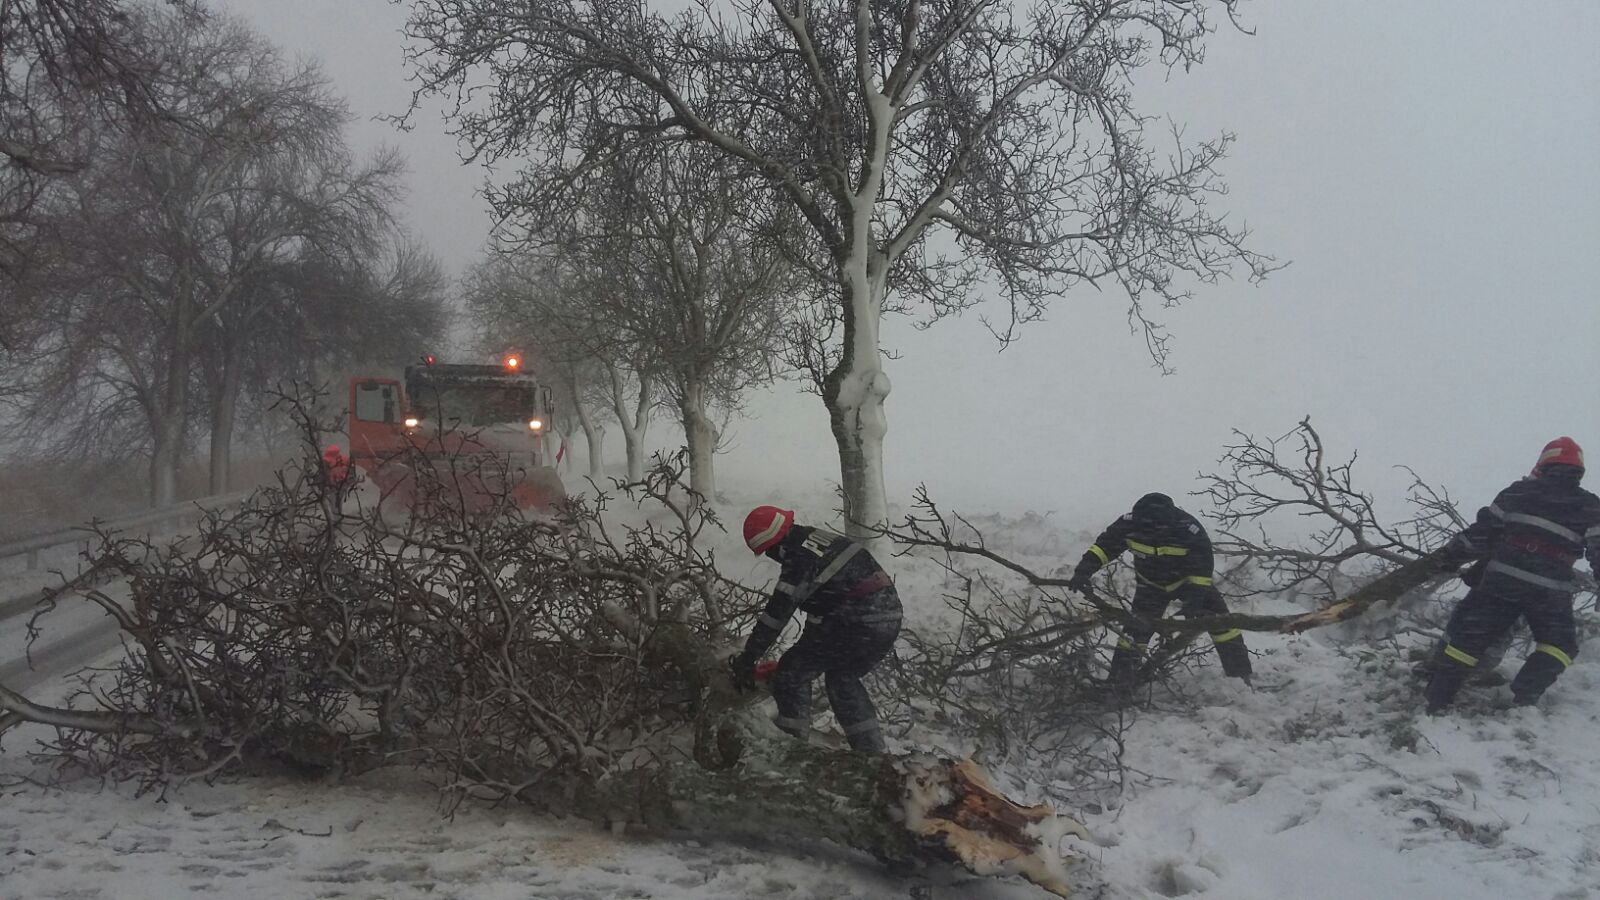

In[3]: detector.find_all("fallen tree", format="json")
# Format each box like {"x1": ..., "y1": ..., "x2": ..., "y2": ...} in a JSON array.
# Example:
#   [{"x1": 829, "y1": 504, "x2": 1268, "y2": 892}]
[
  {"x1": 0, "y1": 389, "x2": 1087, "y2": 897},
  {"x1": 879, "y1": 418, "x2": 1598, "y2": 760}
]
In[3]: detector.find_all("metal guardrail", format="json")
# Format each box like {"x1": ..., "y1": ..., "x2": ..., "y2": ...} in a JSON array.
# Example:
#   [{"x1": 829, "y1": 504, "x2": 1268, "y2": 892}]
[
  {"x1": 0, "y1": 490, "x2": 254, "y2": 571},
  {"x1": 0, "y1": 490, "x2": 254, "y2": 621}
]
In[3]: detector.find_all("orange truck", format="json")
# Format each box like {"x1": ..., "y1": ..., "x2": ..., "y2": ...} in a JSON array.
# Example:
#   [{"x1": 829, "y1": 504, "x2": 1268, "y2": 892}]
[{"x1": 346, "y1": 354, "x2": 566, "y2": 513}]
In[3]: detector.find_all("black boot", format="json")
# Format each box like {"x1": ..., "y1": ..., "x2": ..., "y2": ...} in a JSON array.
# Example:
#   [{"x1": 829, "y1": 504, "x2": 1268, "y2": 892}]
[
  {"x1": 1424, "y1": 664, "x2": 1471, "y2": 715},
  {"x1": 1509, "y1": 651, "x2": 1568, "y2": 707},
  {"x1": 1105, "y1": 644, "x2": 1142, "y2": 689}
]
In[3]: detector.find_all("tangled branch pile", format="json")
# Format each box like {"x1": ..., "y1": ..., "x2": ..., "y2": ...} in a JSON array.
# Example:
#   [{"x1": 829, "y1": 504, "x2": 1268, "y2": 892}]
[
  {"x1": 11, "y1": 417, "x2": 750, "y2": 807},
  {"x1": 0, "y1": 391, "x2": 1091, "y2": 896}
]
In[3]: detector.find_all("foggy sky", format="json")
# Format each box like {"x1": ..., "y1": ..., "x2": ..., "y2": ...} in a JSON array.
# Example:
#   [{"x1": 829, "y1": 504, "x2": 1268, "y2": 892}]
[{"x1": 217, "y1": 0, "x2": 1600, "y2": 526}]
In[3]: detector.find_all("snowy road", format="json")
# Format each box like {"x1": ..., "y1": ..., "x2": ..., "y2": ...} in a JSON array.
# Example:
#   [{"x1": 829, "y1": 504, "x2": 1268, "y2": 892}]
[{"x1": 0, "y1": 581, "x2": 130, "y2": 693}]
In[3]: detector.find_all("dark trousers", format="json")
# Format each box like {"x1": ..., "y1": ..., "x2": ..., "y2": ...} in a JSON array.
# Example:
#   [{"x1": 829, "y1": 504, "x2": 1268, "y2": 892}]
[
  {"x1": 770, "y1": 604, "x2": 901, "y2": 752},
  {"x1": 1106, "y1": 583, "x2": 1252, "y2": 685},
  {"x1": 1425, "y1": 576, "x2": 1579, "y2": 712}
]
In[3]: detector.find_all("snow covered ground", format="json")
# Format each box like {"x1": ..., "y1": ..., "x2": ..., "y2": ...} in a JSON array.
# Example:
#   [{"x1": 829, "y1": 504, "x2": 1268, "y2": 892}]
[{"x1": 4, "y1": 484, "x2": 1598, "y2": 899}]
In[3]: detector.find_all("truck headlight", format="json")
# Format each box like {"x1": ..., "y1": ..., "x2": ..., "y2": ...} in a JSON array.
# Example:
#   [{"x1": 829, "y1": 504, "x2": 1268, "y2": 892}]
[{"x1": 527, "y1": 419, "x2": 543, "y2": 431}]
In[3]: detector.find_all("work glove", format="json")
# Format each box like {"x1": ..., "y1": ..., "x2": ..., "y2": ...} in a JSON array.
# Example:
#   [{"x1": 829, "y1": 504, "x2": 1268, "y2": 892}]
[
  {"x1": 1433, "y1": 540, "x2": 1472, "y2": 572},
  {"x1": 728, "y1": 655, "x2": 758, "y2": 693},
  {"x1": 1066, "y1": 567, "x2": 1093, "y2": 596},
  {"x1": 1459, "y1": 559, "x2": 1487, "y2": 588}
]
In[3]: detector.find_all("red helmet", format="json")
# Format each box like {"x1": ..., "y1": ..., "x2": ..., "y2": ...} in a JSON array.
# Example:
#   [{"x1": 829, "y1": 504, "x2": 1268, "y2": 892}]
[
  {"x1": 1534, "y1": 437, "x2": 1584, "y2": 474},
  {"x1": 744, "y1": 505, "x2": 795, "y2": 554}
]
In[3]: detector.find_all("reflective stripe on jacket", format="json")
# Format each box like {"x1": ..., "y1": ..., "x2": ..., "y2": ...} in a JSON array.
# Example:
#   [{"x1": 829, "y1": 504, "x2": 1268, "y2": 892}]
[
  {"x1": 743, "y1": 525, "x2": 901, "y2": 660},
  {"x1": 1082, "y1": 506, "x2": 1215, "y2": 591},
  {"x1": 1448, "y1": 471, "x2": 1600, "y2": 593}
]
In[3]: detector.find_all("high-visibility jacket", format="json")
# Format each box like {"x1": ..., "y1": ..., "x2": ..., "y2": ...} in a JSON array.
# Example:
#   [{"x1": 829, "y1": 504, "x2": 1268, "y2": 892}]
[
  {"x1": 1076, "y1": 504, "x2": 1215, "y2": 593},
  {"x1": 1447, "y1": 469, "x2": 1600, "y2": 594},
  {"x1": 739, "y1": 525, "x2": 901, "y2": 662}
]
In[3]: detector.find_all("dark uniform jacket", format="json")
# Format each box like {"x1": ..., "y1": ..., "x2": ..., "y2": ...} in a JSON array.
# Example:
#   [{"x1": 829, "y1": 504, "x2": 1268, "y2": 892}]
[
  {"x1": 1448, "y1": 469, "x2": 1600, "y2": 594},
  {"x1": 739, "y1": 525, "x2": 902, "y2": 662},
  {"x1": 1077, "y1": 505, "x2": 1215, "y2": 593}
]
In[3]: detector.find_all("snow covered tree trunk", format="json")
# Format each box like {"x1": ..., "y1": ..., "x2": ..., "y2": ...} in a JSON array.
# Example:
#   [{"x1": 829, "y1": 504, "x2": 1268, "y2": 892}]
[
  {"x1": 577, "y1": 409, "x2": 605, "y2": 482},
  {"x1": 561, "y1": 369, "x2": 607, "y2": 482},
  {"x1": 824, "y1": 247, "x2": 891, "y2": 542},
  {"x1": 680, "y1": 380, "x2": 719, "y2": 501},
  {"x1": 606, "y1": 363, "x2": 652, "y2": 483}
]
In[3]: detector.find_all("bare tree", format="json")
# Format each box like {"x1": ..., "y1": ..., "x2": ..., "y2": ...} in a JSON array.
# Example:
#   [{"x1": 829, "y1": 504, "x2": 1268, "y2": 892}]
[
  {"x1": 203, "y1": 238, "x2": 449, "y2": 491},
  {"x1": 599, "y1": 352, "x2": 656, "y2": 483},
  {"x1": 544, "y1": 356, "x2": 608, "y2": 481},
  {"x1": 400, "y1": 0, "x2": 1278, "y2": 538},
  {"x1": 464, "y1": 251, "x2": 656, "y2": 483},
  {"x1": 552, "y1": 143, "x2": 796, "y2": 499},
  {"x1": 0, "y1": 0, "x2": 178, "y2": 292},
  {"x1": 5, "y1": 9, "x2": 426, "y2": 504},
  {"x1": 1198, "y1": 418, "x2": 1468, "y2": 602},
  {"x1": 189, "y1": 141, "x2": 410, "y2": 495}
]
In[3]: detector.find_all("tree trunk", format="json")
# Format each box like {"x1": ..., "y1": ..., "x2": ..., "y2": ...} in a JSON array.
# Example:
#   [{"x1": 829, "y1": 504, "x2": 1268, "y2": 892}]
[
  {"x1": 207, "y1": 351, "x2": 243, "y2": 495},
  {"x1": 574, "y1": 407, "x2": 606, "y2": 482},
  {"x1": 606, "y1": 363, "x2": 652, "y2": 483},
  {"x1": 680, "y1": 380, "x2": 719, "y2": 501},
  {"x1": 581, "y1": 421, "x2": 605, "y2": 482},
  {"x1": 823, "y1": 251, "x2": 891, "y2": 543},
  {"x1": 562, "y1": 370, "x2": 607, "y2": 482},
  {"x1": 150, "y1": 287, "x2": 192, "y2": 507},
  {"x1": 562, "y1": 732, "x2": 1078, "y2": 898}
]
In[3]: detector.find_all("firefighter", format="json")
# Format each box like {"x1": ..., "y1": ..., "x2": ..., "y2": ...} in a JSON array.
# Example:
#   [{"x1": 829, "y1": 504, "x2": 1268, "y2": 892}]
[
  {"x1": 1067, "y1": 492, "x2": 1252, "y2": 687},
  {"x1": 318, "y1": 444, "x2": 352, "y2": 494},
  {"x1": 1423, "y1": 437, "x2": 1600, "y2": 713},
  {"x1": 729, "y1": 506, "x2": 902, "y2": 752}
]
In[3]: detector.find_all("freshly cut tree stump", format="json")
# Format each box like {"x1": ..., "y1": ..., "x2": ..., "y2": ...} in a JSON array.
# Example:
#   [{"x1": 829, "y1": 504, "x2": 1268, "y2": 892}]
[{"x1": 590, "y1": 731, "x2": 1085, "y2": 898}]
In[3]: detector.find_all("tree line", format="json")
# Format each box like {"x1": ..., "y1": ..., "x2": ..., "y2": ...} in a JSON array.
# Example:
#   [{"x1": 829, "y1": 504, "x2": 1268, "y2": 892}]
[
  {"x1": 7, "y1": 0, "x2": 1274, "y2": 526},
  {"x1": 2, "y1": 1, "x2": 443, "y2": 508}
]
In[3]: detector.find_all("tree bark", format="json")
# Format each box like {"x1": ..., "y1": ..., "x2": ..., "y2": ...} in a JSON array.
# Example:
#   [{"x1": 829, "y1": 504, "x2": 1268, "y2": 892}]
[
  {"x1": 680, "y1": 380, "x2": 719, "y2": 501},
  {"x1": 606, "y1": 363, "x2": 652, "y2": 483},
  {"x1": 823, "y1": 251, "x2": 891, "y2": 544},
  {"x1": 207, "y1": 350, "x2": 243, "y2": 495},
  {"x1": 575, "y1": 408, "x2": 605, "y2": 483},
  {"x1": 149, "y1": 278, "x2": 192, "y2": 507},
  {"x1": 571, "y1": 733, "x2": 1077, "y2": 898}
]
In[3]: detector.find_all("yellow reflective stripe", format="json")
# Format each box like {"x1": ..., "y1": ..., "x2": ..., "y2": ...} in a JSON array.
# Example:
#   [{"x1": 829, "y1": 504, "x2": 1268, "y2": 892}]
[
  {"x1": 1116, "y1": 637, "x2": 1148, "y2": 652},
  {"x1": 1210, "y1": 629, "x2": 1243, "y2": 643},
  {"x1": 1088, "y1": 544, "x2": 1110, "y2": 565},
  {"x1": 1535, "y1": 643, "x2": 1573, "y2": 668},
  {"x1": 1125, "y1": 540, "x2": 1190, "y2": 557},
  {"x1": 1443, "y1": 644, "x2": 1479, "y2": 667},
  {"x1": 1138, "y1": 574, "x2": 1215, "y2": 592},
  {"x1": 1138, "y1": 574, "x2": 1186, "y2": 591}
]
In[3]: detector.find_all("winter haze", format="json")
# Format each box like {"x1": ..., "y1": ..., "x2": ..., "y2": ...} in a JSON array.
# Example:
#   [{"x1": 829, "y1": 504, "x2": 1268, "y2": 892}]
[{"x1": 215, "y1": 0, "x2": 1600, "y2": 520}]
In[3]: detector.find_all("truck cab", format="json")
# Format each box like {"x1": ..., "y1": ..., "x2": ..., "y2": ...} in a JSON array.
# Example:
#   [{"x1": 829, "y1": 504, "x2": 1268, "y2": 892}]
[{"x1": 346, "y1": 354, "x2": 564, "y2": 512}]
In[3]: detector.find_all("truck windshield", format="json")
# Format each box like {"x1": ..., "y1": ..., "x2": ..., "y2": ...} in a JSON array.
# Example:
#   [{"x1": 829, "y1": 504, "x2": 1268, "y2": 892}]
[{"x1": 410, "y1": 385, "x2": 535, "y2": 428}]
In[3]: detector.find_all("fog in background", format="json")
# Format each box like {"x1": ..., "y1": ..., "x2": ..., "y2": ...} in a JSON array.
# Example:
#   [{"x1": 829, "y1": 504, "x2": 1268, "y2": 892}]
[{"x1": 219, "y1": 0, "x2": 1600, "y2": 526}]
